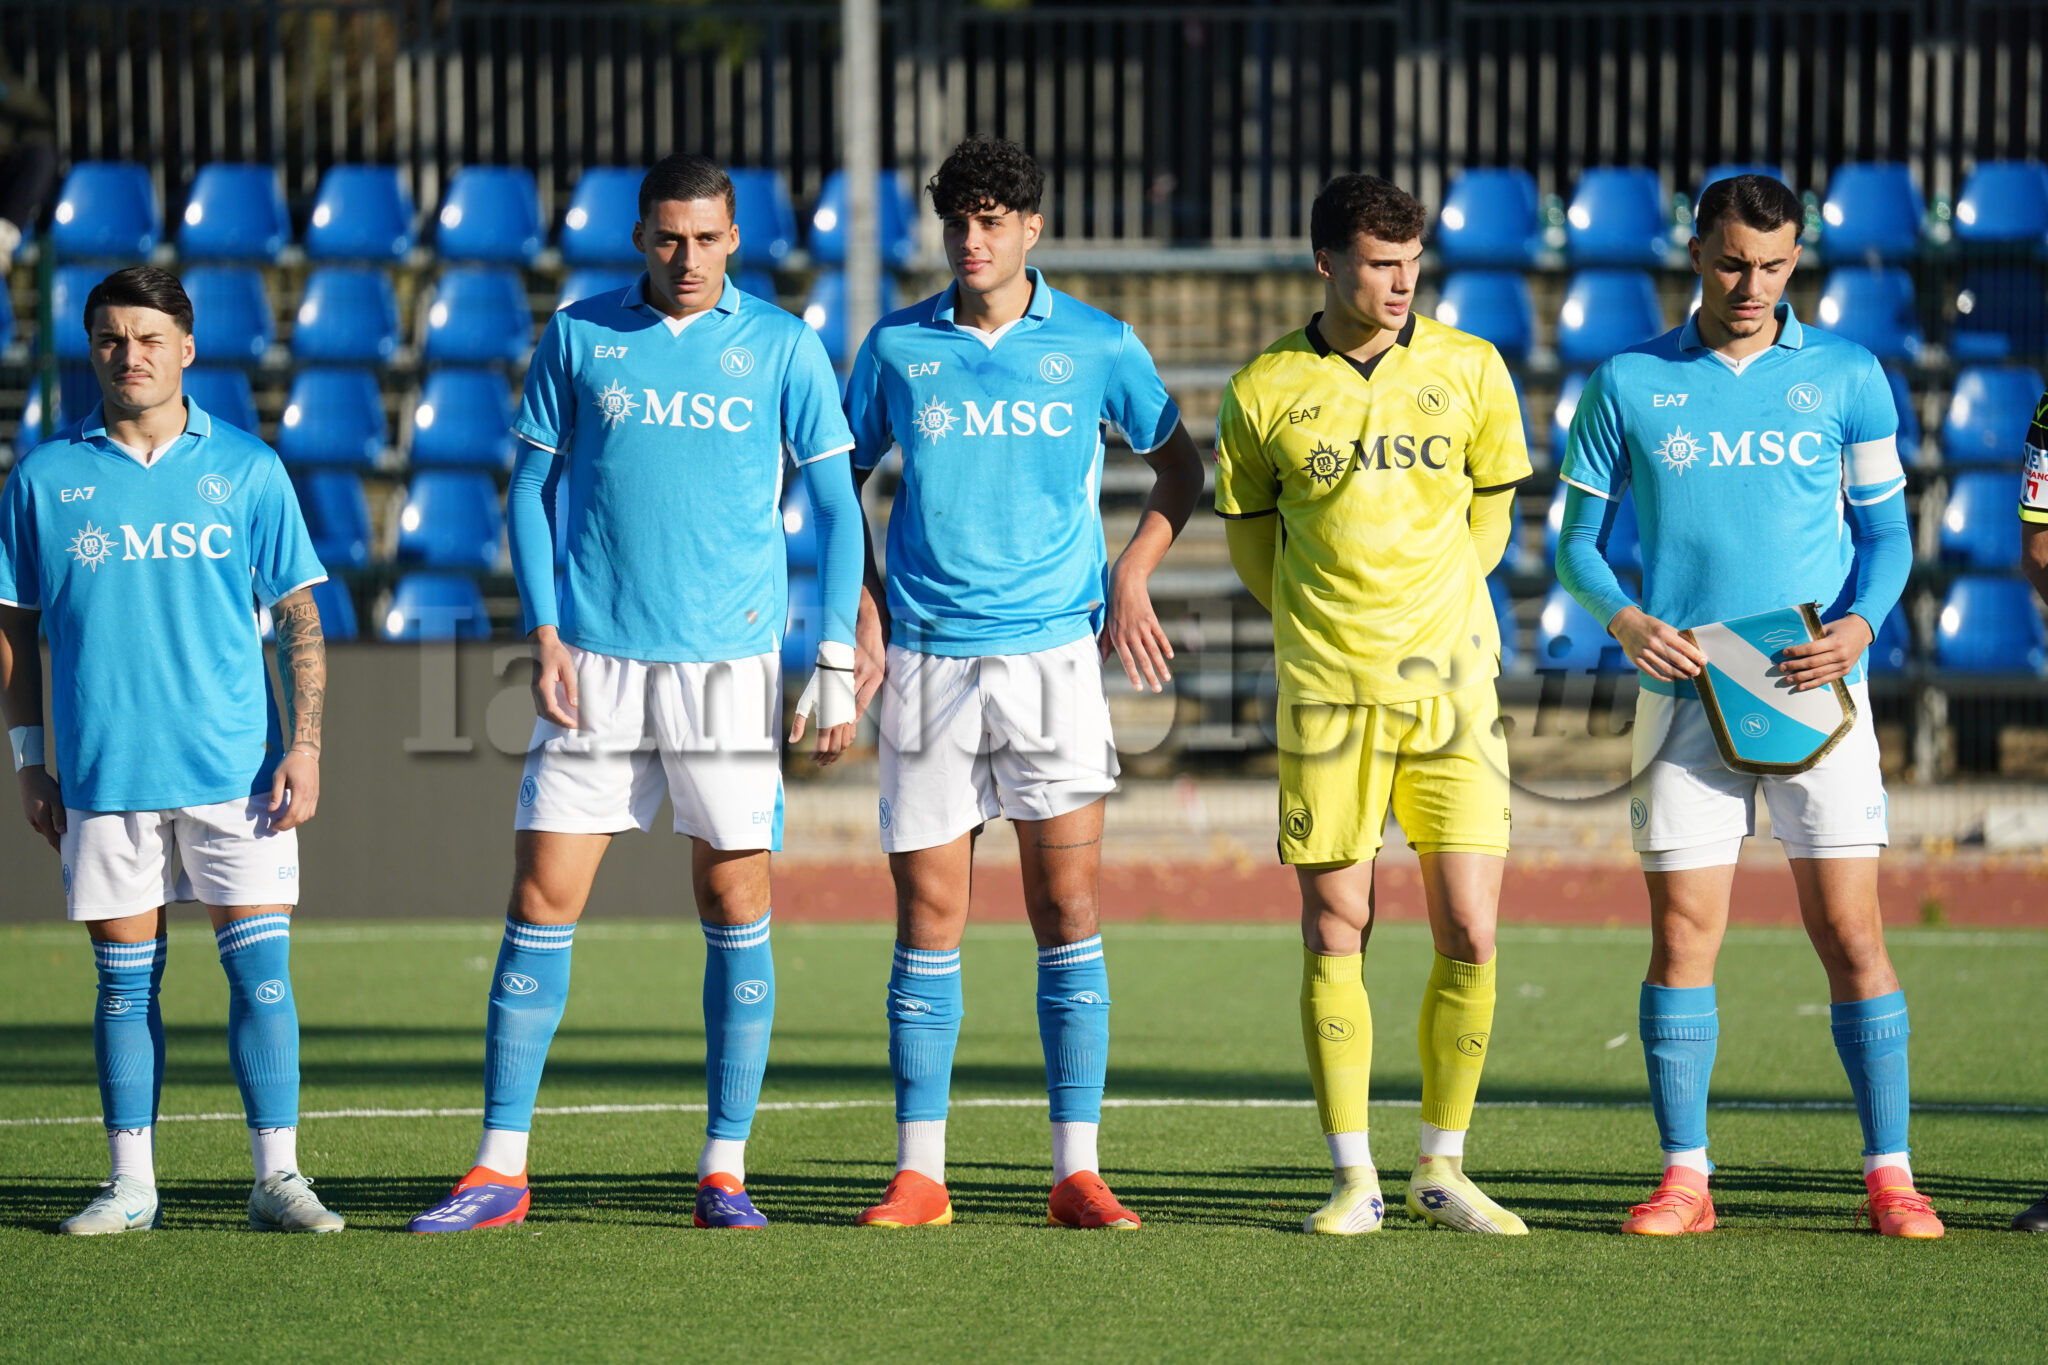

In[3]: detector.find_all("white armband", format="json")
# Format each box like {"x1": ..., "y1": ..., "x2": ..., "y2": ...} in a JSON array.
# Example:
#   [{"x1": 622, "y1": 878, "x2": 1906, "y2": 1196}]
[{"x1": 9, "y1": 725, "x2": 45, "y2": 772}]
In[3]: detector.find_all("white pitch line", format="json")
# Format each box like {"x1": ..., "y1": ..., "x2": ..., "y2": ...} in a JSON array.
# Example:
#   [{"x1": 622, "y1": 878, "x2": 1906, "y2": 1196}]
[{"x1": 5, "y1": 1095, "x2": 2044, "y2": 1129}]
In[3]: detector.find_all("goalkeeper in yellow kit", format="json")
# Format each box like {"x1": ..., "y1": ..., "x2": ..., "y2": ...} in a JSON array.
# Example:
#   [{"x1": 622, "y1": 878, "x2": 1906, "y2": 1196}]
[{"x1": 1216, "y1": 174, "x2": 1532, "y2": 1235}]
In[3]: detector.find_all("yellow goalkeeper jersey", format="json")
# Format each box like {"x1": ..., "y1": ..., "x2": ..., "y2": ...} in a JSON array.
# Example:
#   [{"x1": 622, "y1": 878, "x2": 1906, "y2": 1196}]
[{"x1": 1215, "y1": 311, "x2": 1532, "y2": 705}]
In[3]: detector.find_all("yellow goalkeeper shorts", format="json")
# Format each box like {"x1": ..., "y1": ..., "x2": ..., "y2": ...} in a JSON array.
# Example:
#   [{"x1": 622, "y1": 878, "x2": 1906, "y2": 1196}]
[{"x1": 1276, "y1": 679, "x2": 1511, "y2": 865}]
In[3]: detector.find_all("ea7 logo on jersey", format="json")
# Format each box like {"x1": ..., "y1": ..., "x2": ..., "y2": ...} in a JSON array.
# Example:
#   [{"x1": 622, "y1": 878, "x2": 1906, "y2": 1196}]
[
  {"x1": 58, "y1": 486, "x2": 95, "y2": 502},
  {"x1": 1652, "y1": 393, "x2": 1689, "y2": 408},
  {"x1": 1287, "y1": 405, "x2": 1322, "y2": 425},
  {"x1": 594, "y1": 345, "x2": 629, "y2": 359},
  {"x1": 907, "y1": 361, "x2": 942, "y2": 378}
]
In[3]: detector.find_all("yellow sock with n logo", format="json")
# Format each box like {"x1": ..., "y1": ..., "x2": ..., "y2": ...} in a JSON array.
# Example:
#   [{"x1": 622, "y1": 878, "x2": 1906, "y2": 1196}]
[
  {"x1": 1418, "y1": 952, "x2": 1496, "y2": 1133},
  {"x1": 1301, "y1": 948, "x2": 1373, "y2": 1137}
]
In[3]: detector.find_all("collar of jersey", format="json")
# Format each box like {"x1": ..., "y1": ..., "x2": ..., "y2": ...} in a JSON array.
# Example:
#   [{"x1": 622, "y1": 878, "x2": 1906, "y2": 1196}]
[
  {"x1": 618, "y1": 272, "x2": 742, "y2": 319},
  {"x1": 934, "y1": 266, "x2": 1054, "y2": 330},
  {"x1": 1678, "y1": 300, "x2": 1803, "y2": 355},
  {"x1": 80, "y1": 395, "x2": 213, "y2": 454},
  {"x1": 1304, "y1": 309, "x2": 1416, "y2": 359}
]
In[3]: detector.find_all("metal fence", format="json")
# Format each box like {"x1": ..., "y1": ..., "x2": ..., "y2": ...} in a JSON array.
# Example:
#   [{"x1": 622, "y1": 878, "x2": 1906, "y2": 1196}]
[{"x1": 4, "y1": 0, "x2": 2045, "y2": 247}]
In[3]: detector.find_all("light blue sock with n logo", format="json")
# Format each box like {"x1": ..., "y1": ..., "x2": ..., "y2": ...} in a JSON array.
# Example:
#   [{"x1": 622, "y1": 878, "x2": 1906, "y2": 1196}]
[
  {"x1": 888, "y1": 944, "x2": 963, "y2": 1122},
  {"x1": 93, "y1": 937, "x2": 167, "y2": 1131},
  {"x1": 1640, "y1": 983, "x2": 1718, "y2": 1160},
  {"x1": 215, "y1": 913, "x2": 299, "y2": 1129},
  {"x1": 702, "y1": 912, "x2": 775, "y2": 1141},
  {"x1": 483, "y1": 916, "x2": 576, "y2": 1133},
  {"x1": 1037, "y1": 935, "x2": 1111, "y2": 1124},
  {"x1": 1831, "y1": 990, "x2": 1912, "y2": 1157}
]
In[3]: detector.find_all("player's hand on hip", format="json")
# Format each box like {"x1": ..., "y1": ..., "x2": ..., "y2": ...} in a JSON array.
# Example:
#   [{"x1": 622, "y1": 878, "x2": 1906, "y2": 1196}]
[
  {"x1": 530, "y1": 626, "x2": 580, "y2": 729},
  {"x1": 16, "y1": 767, "x2": 64, "y2": 850},
  {"x1": 854, "y1": 592, "x2": 888, "y2": 720},
  {"x1": 791, "y1": 641, "x2": 858, "y2": 765},
  {"x1": 1101, "y1": 561, "x2": 1175, "y2": 693},
  {"x1": 1609, "y1": 605, "x2": 1705, "y2": 682},
  {"x1": 270, "y1": 747, "x2": 320, "y2": 830},
  {"x1": 1777, "y1": 613, "x2": 1873, "y2": 691}
]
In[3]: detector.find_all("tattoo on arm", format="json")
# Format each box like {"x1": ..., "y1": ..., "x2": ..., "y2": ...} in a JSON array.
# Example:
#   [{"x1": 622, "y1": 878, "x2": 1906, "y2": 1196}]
[{"x1": 271, "y1": 595, "x2": 327, "y2": 754}]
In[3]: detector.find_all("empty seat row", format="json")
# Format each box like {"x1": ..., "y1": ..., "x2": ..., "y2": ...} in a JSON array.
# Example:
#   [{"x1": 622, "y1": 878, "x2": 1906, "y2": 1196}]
[
  {"x1": 1437, "y1": 161, "x2": 2048, "y2": 268},
  {"x1": 42, "y1": 161, "x2": 920, "y2": 270}
]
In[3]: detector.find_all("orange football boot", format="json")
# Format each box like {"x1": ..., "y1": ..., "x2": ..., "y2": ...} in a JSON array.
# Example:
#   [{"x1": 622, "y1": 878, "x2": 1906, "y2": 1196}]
[
  {"x1": 857, "y1": 1170, "x2": 954, "y2": 1227},
  {"x1": 1619, "y1": 1167, "x2": 1716, "y2": 1236},
  {"x1": 1860, "y1": 1167, "x2": 1945, "y2": 1239},
  {"x1": 1047, "y1": 1172, "x2": 1142, "y2": 1229}
]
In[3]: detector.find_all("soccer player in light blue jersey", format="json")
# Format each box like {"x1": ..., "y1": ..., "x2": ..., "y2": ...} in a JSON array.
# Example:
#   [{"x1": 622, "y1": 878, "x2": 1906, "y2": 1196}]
[
  {"x1": 407, "y1": 155, "x2": 867, "y2": 1234},
  {"x1": 842, "y1": 137, "x2": 1205, "y2": 1229},
  {"x1": 0, "y1": 267, "x2": 340, "y2": 1235},
  {"x1": 1555, "y1": 175, "x2": 1942, "y2": 1238}
]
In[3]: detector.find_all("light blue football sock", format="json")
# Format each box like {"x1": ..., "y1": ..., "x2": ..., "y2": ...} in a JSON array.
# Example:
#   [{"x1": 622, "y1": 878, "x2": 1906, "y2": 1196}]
[
  {"x1": 215, "y1": 914, "x2": 299, "y2": 1129},
  {"x1": 888, "y1": 944, "x2": 962, "y2": 1122},
  {"x1": 482, "y1": 917, "x2": 576, "y2": 1133},
  {"x1": 702, "y1": 912, "x2": 775, "y2": 1141},
  {"x1": 1830, "y1": 990, "x2": 1912, "y2": 1157},
  {"x1": 1036, "y1": 935, "x2": 1111, "y2": 1124},
  {"x1": 93, "y1": 937, "x2": 166, "y2": 1132},
  {"x1": 1640, "y1": 983, "x2": 1717, "y2": 1161}
]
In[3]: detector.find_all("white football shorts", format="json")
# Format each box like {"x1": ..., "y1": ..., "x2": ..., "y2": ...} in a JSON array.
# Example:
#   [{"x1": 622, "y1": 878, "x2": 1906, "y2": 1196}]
[
  {"x1": 1629, "y1": 678, "x2": 1888, "y2": 870},
  {"x1": 877, "y1": 634, "x2": 1120, "y2": 853},
  {"x1": 515, "y1": 645, "x2": 784, "y2": 850},
  {"x1": 60, "y1": 795, "x2": 301, "y2": 922}
]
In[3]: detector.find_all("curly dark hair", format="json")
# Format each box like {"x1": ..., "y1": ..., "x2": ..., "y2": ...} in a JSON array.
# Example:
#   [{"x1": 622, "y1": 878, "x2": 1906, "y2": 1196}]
[
  {"x1": 1310, "y1": 174, "x2": 1427, "y2": 253},
  {"x1": 926, "y1": 135, "x2": 1044, "y2": 218}
]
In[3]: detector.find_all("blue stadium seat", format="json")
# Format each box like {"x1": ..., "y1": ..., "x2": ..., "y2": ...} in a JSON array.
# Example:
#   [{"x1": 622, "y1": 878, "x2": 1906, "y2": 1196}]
[
  {"x1": 1820, "y1": 162, "x2": 1923, "y2": 263},
  {"x1": 179, "y1": 164, "x2": 292, "y2": 260},
  {"x1": 294, "y1": 267, "x2": 401, "y2": 364},
  {"x1": 557, "y1": 268, "x2": 639, "y2": 311},
  {"x1": 381, "y1": 572, "x2": 492, "y2": 641},
  {"x1": 1565, "y1": 167, "x2": 1668, "y2": 266},
  {"x1": 309, "y1": 577, "x2": 360, "y2": 642},
  {"x1": 396, "y1": 470, "x2": 504, "y2": 570},
  {"x1": 1813, "y1": 267, "x2": 1921, "y2": 363},
  {"x1": 783, "y1": 571, "x2": 822, "y2": 672},
  {"x1": 560, "y1": 167, "x2": 646, "y2": 267},
  {"x1": 783, "y1": 479, "x2": 820, "y2": 571},
  {"x1": 1535, "y1": 583, "x2": 1630, "y2": 673},
  {"x1": 729, "y1": 167, "x2": 799, "y2": 267},
  {"x1": 1939, "y1": 470, "x2": 2020, "y2": 569},
  {"x1": 50, "y1": 161, "x2": 161, "y2": 259},
  {"x1": 1884, "y1": 367, "x2": 1922, "y2": 467},
  {"x1": 802, "y1": 270, "x2": 901, "y2": 365},
  {"x1": 436, "y1": 166, "x2": 544, "y2": 264},
  {"x1": 1556, "y1": 270, "x2": 1664, "y2": 367},
  {"x1": 809, "y1": 170, "x2": 919, "y2": 268},
  {"x1": 1942, "y1": 366, "x2": 2046, "y2": 465},
  {"x1": 305, "y1": 165, "x2": 417, "y2": 261},
  {"x1": 0, "y1": 283, "x2": 12, "y2": 353},
  {"x1": 1951, "y1": 268, "x2": 2048, "y2": 362},
  {"x1": 183, "y1": 265, "x2": 273, "y2": 365},
  {"x1": 733, "y1": 268, "x2": 778, "y2": 304},
  {"x1": 1870, "y1": 602, "x2": 1911, "y2": 673},
  {"x1": 408, "y1": 368, "x2": 516, "y2": 469},
  {"x1": 1436, "y1": 168, "x2": 1542, "y2": 268},
  {"x1": 182, "y1": 366, "x2": 259, "y2": 434},
  {"x1": 1489, "y1": 574, "x2": 1519, "y2": 671},
  {"x1": 1953, "y1": 160, "x2": 2048, "y2": 247},
  {"x1": 1545, "y1": 483, "x2": 1640, "y2": 574},
  {"x1": 1434, "y1": 271, "x2": 1534, "y2": 362},
  {"x1": 421, "y1": 267, "x2": 532, "y2": 365},
  {"x1": 14, "y1": 367, "x2": 99, "y2": 459},
  {"x1": 277, "y1": 367, "x2": 386, "y2": 468},
  {"x1": 50, "y1": 265, "x2": 106, "y2": 360},
  {"x1": 294, "y1": 470, "x2": 374, "y2": 570},
  {"x1": 1694, "y1": 163, "x2": 1788, "y2": 215},
  {"x1": 1551, "y1": 371, "x2": 1589, "y2": 463},
  {"x1": 1937, "y1": 575, "x2": 2048, "y2": 673}
]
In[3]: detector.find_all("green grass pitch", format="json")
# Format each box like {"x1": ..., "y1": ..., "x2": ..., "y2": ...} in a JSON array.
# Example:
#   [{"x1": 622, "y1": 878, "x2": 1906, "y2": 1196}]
[{"x1": 4, "y1": 918, "x2": 2046, "y2": 1361}]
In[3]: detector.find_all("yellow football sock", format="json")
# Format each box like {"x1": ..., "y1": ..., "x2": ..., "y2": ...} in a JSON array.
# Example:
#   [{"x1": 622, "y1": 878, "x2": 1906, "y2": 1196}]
[
  {"x1": 1419, "y1": 952, "x2": 1496, "y2": 1132},
  {"x1": 1301, "y1": 948, "x2": 1373, "y2": 1136}
]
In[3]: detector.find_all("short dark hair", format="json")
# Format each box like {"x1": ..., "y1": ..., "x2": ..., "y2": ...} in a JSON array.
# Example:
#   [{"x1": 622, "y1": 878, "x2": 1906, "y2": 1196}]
[
  {"x1": 82, "y1": 265, "x2": 193, "y2": 336},
  {"x1": 1311, "y1": 174, "x2": 1428, "y2": 254},
  {"x1": 927, "y1": 135, "x2": 1044, "y2": 218},
  {"x1": 1695, "y1": 173, "x2": 1803, "y2": 238},
  {"x1": 638, "y1": 153, "x2": 735, "y2": 221}
]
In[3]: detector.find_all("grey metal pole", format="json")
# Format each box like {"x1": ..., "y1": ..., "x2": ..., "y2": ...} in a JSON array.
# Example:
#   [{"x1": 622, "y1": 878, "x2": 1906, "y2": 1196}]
[{"x1": 842, "y1": 0, "x2": 880, "y2": 362}]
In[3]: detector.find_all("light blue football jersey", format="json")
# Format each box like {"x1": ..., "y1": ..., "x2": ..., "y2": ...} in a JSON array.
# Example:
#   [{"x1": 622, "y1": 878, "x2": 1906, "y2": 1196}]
[
  {"x1": 509, "y1": 275, "x2": 857, "y2": 663},
  {"x1": 844, "y1": 267, "x2": 1180, "y2": 656},
  {"x1": 0, "y1": 399, "x2": 326, "y2": 812},
  {"x1": 1560, "y1": 304, "x2": 1905, "y2": 691}
]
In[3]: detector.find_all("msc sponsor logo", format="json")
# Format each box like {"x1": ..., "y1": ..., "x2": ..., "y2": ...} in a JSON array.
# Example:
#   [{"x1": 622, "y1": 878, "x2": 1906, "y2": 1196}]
[
  {"x1": 68, "y1": 522, "x2": 116, "y2": 571},
  {"x1": 1657, "y1": 427, "x2": 1703, "y2": 474},
  {"x1": 720, "y1": 346, "x2": 755, "y2": 378},
  {"x1": 911, "y1": 396, "x2": 957, "y2": 444},
  {"x1": 70, "y1": 521, "x2": 234, "y2": 570},
  {"x1": 595, "y1": 379, "x2": 639, "y2": 428},
  {"x1": 1416, "y1": 384, "x2": 1451, "y2": 416},
  {"x1": 1662, "y1": 425, "x2": 1830, "y2": 471},
  {"x1": 1456, "y1": 1032, "x2": 1488, "y2": 1057},
  {"x1": 1039, "y1": 352, "x2": 1075, "y2": 384},
  {"x1": 1317, "y1": 1016, "x2": 1355, "y2": 1042},
  {"x1": 197, "y1": 473, "x2": 233, "y2": 504},
  {"x1": 961, "y1": 399, "x2": 1075, "y2": 438},
  {"x1": 499, "y1": 972, "x2": 540, "y2": 996},
  {"x1": 1284, "y1": 807, "x2": 1314, "y2": 840},
  {"x1": 1303, "y1": 442, "x2": 1347, "y2": 487},
  {"x1": 1785, "y1": 382, "x2": 1824, "y2": 413},
  {"x1": 1740, "y1": 713, "x2": 1770, "y2": 738},
  {"x1": 254, "y1": 979, "x2": 287, "y2": 1005},
  {"x1": 642, "y1": 389, "x2": 755, "y2": 432},
  {"x1": 733, "y1": 979, "x2": 769, "y2": 1005}
]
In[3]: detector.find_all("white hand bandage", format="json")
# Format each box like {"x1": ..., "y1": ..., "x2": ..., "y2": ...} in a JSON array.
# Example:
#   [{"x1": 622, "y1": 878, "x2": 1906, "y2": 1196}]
[
  {"x1": 9, "y1": 725, "x2": 44, "y2": 772},
  {"x1": 793, "y1": 640, "x2": 858, "y2": 733}
]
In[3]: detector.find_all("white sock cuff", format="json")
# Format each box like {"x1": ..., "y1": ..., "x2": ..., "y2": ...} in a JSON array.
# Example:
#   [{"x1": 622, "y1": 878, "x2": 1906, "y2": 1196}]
[
  {"x1": 1418, "y1": 1120, "x2": 1466, "y2": 1158},
  {"x1": 1865, "y1": 1152, "x2": 1912, "y2": 1180},
  {"x1": 504, "y1": 917, "x2": 576, "y2": 951},
  {"x1": 1038, "y1": 935, "x2": 1104, "y2": 968},
  {"x1": 1665, "y1": 1147, "x2": 1712, "y2": 1176},
  {"x1": 699, "y1": 1136, "x2": 747, "y2": 1183},
  {"x1": 897, "y1": 1119, "x2": 946, "y2": 1183},
  {"x1": 702, "y1": 914, "x2": 771, "y2": 950},
  {"x1": 1327, "y1": 1130, "x2": 1374, "y2": 1170}
]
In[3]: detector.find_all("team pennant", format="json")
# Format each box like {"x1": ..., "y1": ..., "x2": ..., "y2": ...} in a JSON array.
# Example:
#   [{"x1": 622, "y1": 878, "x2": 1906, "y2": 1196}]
[{"x1": 1682, "y1": 604, "x2": 1856, "y2": 776}]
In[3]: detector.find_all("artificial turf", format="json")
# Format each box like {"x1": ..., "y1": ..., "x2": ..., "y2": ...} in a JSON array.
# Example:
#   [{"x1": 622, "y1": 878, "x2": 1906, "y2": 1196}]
[{"x1": 3, "y1": 918, "x2": 2045, "y2": 1361}]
